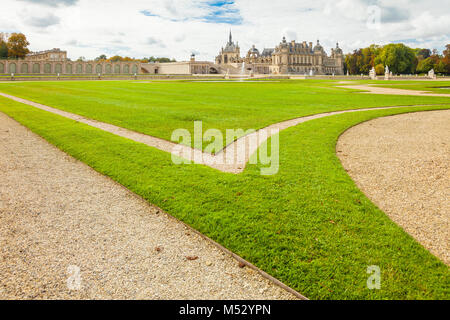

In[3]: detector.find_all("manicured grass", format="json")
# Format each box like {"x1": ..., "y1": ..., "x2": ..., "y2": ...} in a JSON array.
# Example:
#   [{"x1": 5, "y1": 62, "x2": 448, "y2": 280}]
[
  {"x1": 0, "y1": 80, "x2": 449, "y2": 150},
  {"x1": 0, "y1": 94, "x2": 448, "y2": 300}
]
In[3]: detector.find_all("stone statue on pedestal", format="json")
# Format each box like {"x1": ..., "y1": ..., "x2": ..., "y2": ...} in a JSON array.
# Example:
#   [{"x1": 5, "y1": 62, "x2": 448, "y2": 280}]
[
  {"x1": 369, "y1": 67, "x2": 376, "y2": 80},
  {"x1": 384, "y1": 65, "x2": 390, "y2": 80},
  {"x1": 428, "y1": 68, "x2": 436, "y2": 79}
]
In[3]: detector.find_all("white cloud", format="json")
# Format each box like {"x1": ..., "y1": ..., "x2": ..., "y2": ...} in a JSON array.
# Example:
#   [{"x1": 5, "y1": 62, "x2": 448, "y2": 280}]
[{"x1": 0, "y1": 0, "x2": 448, "y2": 60}]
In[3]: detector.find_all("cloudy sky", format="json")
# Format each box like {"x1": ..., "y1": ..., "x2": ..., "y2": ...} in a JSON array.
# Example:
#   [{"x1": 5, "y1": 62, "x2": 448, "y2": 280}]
[{"x1": 1, "y1": 0, "x2": 449, "y2": 61}]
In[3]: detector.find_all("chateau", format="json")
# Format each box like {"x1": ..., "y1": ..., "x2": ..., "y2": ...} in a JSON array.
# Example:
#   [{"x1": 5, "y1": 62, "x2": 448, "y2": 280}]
[{"x1": 215, "y1": 32, "x2": 344, "y2": 75}]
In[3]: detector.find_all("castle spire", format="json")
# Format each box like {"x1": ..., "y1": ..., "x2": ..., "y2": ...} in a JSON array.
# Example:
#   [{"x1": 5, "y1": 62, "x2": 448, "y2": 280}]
[{"x1": 229, "y1": 30, "x2": 232, "y2": 44}]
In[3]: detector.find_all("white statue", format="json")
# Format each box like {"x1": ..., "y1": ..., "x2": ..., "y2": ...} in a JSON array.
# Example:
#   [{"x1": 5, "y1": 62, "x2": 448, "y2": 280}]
[
  {"x1": 384, "y1": 65, "x2": 390, "y2": 80},
  {"x1": 369, "y1": 67, "x2": 376, "y2": 80}
]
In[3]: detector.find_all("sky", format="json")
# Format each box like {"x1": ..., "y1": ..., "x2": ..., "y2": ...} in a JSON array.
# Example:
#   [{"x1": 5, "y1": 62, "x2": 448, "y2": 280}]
[{"x1": 1, "y1": 0, "x2": 449, "y2": 61}]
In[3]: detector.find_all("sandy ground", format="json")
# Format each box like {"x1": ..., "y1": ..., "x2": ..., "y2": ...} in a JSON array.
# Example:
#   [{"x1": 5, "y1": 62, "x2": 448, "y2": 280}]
[
  {"x1": 0, "y1": 92, "x2": 438, "y2": 174},
  {"x1": 337, "y1": 110, "x2": 449, "y2": 264},
  {"x1": 0, "y1": 112, "x2": 298, "y2": 300},
  {"x1": 339, "y1": 84, "x2": 450, "y2": 97}
]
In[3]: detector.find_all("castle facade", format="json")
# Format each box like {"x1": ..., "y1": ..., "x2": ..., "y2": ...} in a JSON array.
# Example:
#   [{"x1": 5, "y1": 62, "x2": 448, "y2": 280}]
[{"x1": 215, "y1": 32, "x2": 344, "y2": 75}]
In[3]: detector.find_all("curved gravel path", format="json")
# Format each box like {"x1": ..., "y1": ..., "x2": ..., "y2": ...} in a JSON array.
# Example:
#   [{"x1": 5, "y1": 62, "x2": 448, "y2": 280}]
[
  {"x1": 0, "y1": 112, "x2": 298, "y2": 299},
  {"x1": 339, "y1": 84, "x2": 450, "y2": 97},
  {"x1": 337, "y1": 110, "x2": 450, "y2": 264}
]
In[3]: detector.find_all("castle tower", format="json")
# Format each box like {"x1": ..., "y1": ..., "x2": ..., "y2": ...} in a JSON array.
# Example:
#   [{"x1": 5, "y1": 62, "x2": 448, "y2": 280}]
[{"x1": 215, "y1": 31, "x2": 240, "y2": 65}]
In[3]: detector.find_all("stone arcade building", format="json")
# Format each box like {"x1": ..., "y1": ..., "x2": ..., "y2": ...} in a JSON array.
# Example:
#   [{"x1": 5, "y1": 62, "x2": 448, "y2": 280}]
[{"x1": 0, "y1": 48, "x2": 141, "y2": 75}]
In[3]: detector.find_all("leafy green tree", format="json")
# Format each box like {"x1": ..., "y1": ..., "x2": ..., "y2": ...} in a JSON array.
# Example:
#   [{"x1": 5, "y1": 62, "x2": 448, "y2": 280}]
[
  {"x1": 147, "y1": 56, "x2": 176, "y2": 63},
  {"x1": 375, "y1": 44, "x2": 417, "y2": 74},
  {"x1": 435, "y1": 61, "x2": 446, "y2": 74},
  {"x1": 95, "y1": 54, "x2": 107, "y2": 61},
  {"x1": 415, "y1": 48, "x2": 431, "y2": 60},
  {"x1": 416, "y1": 57, "x2": 434, "y2": 74},
  {"x1": 345, "y1": 49, "x2": 362, "y2": 75},
  {"x1": 0, "y1": 41, "x2": 8, "y2": 58}
]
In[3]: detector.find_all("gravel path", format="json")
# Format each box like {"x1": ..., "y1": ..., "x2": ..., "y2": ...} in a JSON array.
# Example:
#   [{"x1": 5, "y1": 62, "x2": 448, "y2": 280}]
[
  {"x1": 337, "y1": 110, "x2": 450, "y2": 264},
  {"x1": 339, "y1": 84, "x2": 450, "y2": 97},
  {"x1": 0, "y1": 112, "x2": 298, "y2": 299}
]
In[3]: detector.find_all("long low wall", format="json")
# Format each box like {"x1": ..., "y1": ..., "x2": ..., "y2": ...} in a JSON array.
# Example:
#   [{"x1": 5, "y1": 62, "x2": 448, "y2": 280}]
[{"x1": 0, "y1": 60, "x2": 141, "y2": 75}]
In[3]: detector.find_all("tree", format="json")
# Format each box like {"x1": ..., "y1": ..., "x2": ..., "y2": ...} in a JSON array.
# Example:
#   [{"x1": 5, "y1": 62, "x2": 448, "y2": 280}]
[
  {"x1": 444, "y1": 44, "x2": 450, "y2": 58},
  {"x1": 147, "y1": 56, "x2": 177, "y2": 63},
  {"x1": 0, "y1": 41, "x2": 8, "y2": 59},
  {"x1": 416, "y1": 48, "x2": 431, "y2": 60},
  {"x1": 443, "y1": 44, "x2": 450, "y2": 74},
  {"x1": 375, "y1": 64, "x2": 384, "y2": 75},
  {"x1": 108, "y1": 55, "x2": 123, "y2": 62},
  {"x1": 416, "y1": 57, "x2": 434, "y2": 74},
  {"x1": 375, "y1": 43, "x2": 417, "y2": 74},
  {"x1": 95, "y1": 54, "x2": 107, "y2": 61},
  {"x1": 435, "y1": 61, "x2": 446, "y2": 74},
  {"x1": 7, "y1": 33, "x2": 30, "y2": 58},
  {"x1": 345, "y1": 49, "x2": 362, "y2": 75},
  {"x1": 77, "y1": 56, "x2": 86, "y2": 62},
  {"x1": 0, "y1": 33, "x2": 8, "y2": 58}
]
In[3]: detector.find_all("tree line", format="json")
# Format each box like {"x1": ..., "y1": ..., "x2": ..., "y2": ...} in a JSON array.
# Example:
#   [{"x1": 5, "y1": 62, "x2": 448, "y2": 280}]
[
  {"x1": 0, "y1": 32, "x2": 30, "y2": 59},
  {"x1": 93, "y1": 55, "x2": 176, "y2": 63},
  {"x1": 1, "y1": 33, "x2": 176, "y2": 63},
  {"x1": 345, "y1": 43, "x2": 450, "y2": 75}
]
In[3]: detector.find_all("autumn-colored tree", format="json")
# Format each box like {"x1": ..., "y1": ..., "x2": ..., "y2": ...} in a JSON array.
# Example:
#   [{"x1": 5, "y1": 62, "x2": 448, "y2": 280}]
[
  {"x1": 444, "y1": 44, "x2": 450, "y2": 58},
  {"x1": 7, "y1": 33, "x2": 30, "y2": 59},
  {"x1": 345, "y1": 49, "x2": 362, "y2": 75},
  {"x1": 375, "y1": 64, "x2": 384, "y2": 75},
  {"x1": 108, "y1": 55, "x2": 123, "y2": 62},
  {"x1": 443, "y1": 44, "x2": 450, "y2": 74}
]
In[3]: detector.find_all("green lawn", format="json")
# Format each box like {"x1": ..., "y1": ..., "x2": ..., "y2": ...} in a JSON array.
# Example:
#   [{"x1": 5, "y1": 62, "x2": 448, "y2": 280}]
[
  {"x1": 0, "y1": 80, "x2": 449, "y2": 300},
  {"x1": 0, "y1": 79, "x2": 449, "y2": 149}
]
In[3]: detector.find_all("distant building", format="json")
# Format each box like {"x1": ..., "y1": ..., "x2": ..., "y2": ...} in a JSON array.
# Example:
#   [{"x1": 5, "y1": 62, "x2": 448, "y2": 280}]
[
  {"x1": 0, "y1": 48, "x2": 140, "y2": 75},
  {"x1": 215, "y1": 32, "x2": 345, "y2": 75},
  {"x1": 0, "y1": 32, "x2": 344, "y2": 76},
  {"x1": 26, "y1": 48, "x2": 67, "y2": 61},
  {"x1": 215, "y1": 31, "x2": 241, "y2": 65}
]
